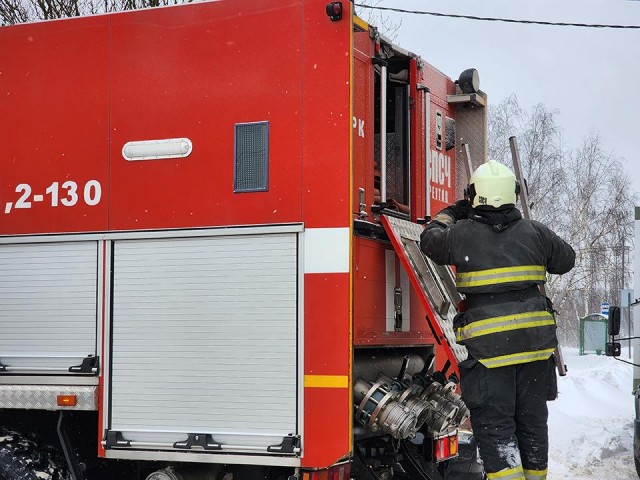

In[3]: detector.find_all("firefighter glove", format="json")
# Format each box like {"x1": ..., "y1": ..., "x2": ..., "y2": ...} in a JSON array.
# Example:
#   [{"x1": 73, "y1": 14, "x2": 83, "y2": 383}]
[{"x1": 442, "y1": 200, "x2": 471, "y2": 222}]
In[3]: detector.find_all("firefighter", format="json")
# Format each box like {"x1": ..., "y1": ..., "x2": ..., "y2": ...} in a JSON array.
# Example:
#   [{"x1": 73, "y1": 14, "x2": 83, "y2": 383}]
[{"x1": 420, "y1": 160, "x2": 575, "y2": 480}]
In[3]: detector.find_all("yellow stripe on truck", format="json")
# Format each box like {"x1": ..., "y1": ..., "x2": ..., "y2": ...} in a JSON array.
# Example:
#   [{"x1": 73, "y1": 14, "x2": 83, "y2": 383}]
[{"x1": 304, "y1": 375, "x2": 349, "y2": 388}]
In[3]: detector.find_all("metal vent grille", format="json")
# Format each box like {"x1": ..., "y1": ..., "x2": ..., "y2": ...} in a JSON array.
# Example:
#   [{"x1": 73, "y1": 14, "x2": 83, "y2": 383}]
[{"x1": 234, "y1": 121, "x2": 269, "y2": 192}]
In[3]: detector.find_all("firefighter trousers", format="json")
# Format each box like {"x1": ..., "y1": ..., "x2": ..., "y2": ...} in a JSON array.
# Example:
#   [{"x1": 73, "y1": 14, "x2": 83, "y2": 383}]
[{"x1": 458, "y1": 357, "x2": 556, "y2": 480}]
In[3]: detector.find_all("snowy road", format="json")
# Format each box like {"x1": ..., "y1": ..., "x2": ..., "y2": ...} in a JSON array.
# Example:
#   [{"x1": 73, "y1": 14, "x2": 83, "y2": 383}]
[{"x1": 548, "y1": 348, "x2": 637, "y2": 479}]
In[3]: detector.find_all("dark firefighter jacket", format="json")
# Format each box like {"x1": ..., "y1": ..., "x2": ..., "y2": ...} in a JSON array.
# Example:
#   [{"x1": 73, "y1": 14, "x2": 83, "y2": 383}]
[{"x1": 420, "y1": 207, "x2": 575, "y2": 368}]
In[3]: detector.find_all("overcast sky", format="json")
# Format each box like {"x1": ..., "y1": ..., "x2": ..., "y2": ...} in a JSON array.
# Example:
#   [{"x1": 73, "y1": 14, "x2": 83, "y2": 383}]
[{"x1": 366, "y1": 0, "x2": 640, "y2": 199}]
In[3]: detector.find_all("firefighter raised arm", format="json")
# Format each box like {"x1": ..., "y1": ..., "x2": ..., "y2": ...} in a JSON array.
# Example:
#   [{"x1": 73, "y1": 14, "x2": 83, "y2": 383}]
[{"x1": 420, "y1": 160, "x2": 575, "y2": 480}]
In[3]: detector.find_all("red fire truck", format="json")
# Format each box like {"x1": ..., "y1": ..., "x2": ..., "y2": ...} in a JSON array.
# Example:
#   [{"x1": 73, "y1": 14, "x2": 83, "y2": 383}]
[{"x1": 0, "y1": 1, "x2": 488, "y2": 479}]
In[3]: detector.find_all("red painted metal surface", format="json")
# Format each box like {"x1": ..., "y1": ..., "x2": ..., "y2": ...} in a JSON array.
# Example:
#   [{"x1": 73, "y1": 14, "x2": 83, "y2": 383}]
[
  {"x1": 0, "y1": 17, "x2": 110, "y2": 235},
  {"x1": 109, "y1": 0, "x2": 304, "y2": 230},
  {"x1": 352, "y1": 32, "x2": 374, "y2": 218},
  {"x1": 423, "y1": 64, "x2": 457, "y2": 216},
  {"x1": 352, "y1": 236, "x2": 436, "y2": 346},
  {"x1": 300, "y1": 0, "x2": 353, "y2": 466},
  {"x1": 304, "y1": 273, "x2": 351, "y2": 375},
  {"x1": 303, "y1": 273, "x2": 351, "y2": 466},
  {"x1": 409, "y1": 58, "x2": 425, "y2": 223},
  {"x1": 303, "y1": 387, "x2": 351, "y2": 468},
  {"x1": 301, "y1": 1, "x2": 352, "y2": 230},
  {"x1": 2, "y1": 0, "x2": 354, "y2": 467},
  {"x1": 0, "y1": 1, "x2": 313, "y2": 234}
]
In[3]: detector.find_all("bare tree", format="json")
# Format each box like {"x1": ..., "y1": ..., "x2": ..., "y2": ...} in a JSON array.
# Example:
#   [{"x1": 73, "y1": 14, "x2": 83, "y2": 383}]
[
  {"x1": 353, "y1": 0, "x2": 402, "y2": 41},
  {"x1": 0, "y1": 0, "x2": 29, "y2": 25},
  {"x1": 2, "y1": 0, "x2": 397, "y2": 29},
  {"x1": 1, "y1": 0, "x2": 192, "y2": 23}
]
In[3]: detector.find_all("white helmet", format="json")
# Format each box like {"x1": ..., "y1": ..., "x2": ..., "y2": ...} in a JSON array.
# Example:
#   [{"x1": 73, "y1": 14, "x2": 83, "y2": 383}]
[{"x1": 466, "y1": 160, "x2": 519, "y2": 209}]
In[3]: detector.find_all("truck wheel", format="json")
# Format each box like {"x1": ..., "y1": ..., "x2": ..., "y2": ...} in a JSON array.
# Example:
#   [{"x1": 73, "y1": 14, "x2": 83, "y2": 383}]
[{"x1": 0, "y1": 428, "x2": 70, "y2": 480}]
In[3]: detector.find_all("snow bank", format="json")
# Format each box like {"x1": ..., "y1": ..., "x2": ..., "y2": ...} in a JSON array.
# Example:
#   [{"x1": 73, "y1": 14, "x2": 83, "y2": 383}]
[{"x1": 548, "y1": 347, "x2": 636, "y2": 479}]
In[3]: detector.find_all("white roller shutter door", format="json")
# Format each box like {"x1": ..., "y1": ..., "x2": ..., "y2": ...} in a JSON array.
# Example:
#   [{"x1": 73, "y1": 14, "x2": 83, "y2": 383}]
[
  {"x1": 0, "y1": 242, "x2": 98, "y2": 373},
  {"x1": 109, "y1": 232, "x2": 298, "y2": 453}
]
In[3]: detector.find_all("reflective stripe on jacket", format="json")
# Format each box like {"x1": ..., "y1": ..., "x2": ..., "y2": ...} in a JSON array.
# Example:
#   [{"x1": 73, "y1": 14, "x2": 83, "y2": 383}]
[
  {"x1": 456, "y1": 310, "x2": 555, "y2": 342},
  {"x1": 456, "y1": 265, "x2": 546, "y2": 289},
  {"x1": 454, "y1": 295, "x2": 557, "y2": 367}
]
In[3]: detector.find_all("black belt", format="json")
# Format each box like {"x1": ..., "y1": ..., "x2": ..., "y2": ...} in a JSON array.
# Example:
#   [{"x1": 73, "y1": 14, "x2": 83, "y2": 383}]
[{"x1": 464, "y1": 286, "x2": 542, "y2": 309}]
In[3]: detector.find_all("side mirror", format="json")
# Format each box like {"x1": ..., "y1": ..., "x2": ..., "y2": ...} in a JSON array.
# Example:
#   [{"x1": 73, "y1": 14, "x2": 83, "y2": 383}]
[
  {"x1": 606, "y1": 342, "x2": 621, "y2": 357},
  {"x1": 608, "y1": 306, "x2": 621, "y2": 337},
  {"x1": 605, "y1": 306, "x2": 622, "y2": 357}
]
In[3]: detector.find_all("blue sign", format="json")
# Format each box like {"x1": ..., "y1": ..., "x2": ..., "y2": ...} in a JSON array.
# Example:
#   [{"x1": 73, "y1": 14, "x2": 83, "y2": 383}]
[
  {"x1": 601, "y1": 301, "x2": 610, "y2": 317},
  {"x1": 620, "y1": 289, "x2": 633, "y2": 307}
]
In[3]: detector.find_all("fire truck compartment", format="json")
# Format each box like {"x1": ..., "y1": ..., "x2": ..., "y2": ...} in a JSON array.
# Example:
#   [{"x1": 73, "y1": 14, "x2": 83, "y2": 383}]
[
  {"x1": 381, "y1": 215, "x2": 468, "y2": 364},
  {"x1": 106, "y1": 228, "x2": 300, "y2": 456},
  {"x1": 0, "y1": 240, "x2": 99, "y2": 377}
]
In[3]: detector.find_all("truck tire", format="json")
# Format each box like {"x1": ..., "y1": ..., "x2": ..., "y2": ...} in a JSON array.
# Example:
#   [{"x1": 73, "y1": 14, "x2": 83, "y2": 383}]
[{"x1": 0, "y1": 428, "x2": 70, "y2": 480}]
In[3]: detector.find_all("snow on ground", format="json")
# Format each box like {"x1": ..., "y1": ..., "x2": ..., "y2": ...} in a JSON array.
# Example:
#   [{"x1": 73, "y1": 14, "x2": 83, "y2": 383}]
[{"x1": 548, "y1": 347, "x2": 637, "y2": 479}]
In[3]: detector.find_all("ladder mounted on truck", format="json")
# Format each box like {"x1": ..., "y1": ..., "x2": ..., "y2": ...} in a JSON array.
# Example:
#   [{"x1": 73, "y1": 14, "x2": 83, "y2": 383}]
[{"x1": 380, "y1": 215, "x2": 468, "y2": 372}]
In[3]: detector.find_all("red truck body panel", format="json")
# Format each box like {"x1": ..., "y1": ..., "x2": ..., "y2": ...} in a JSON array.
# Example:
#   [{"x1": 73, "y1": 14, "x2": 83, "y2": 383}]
[
  {"x1": 109, "y1": 2, "x2": 305, "y2": 230},
  {"x1": 0, "y1": 16, "x2": 110, "y2": 234},
  {"x1": 0, "y1": 1, "x2": 478, "y2": 472}
]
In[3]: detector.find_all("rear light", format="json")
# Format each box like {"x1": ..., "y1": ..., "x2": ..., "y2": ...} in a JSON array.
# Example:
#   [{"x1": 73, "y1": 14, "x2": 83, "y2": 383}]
[
  {"x1": 325, "y1": 2, "x2": 343, "y2": 21},
  {"x1": 433, "y1": 432, "x2": 459, "y2": 462},
  {"x1": 57, "y1": 395, "x2": 77, "y2": 407},
  {"x1": 303, "y1": 462, "x2": 350, "y2": 480}
]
